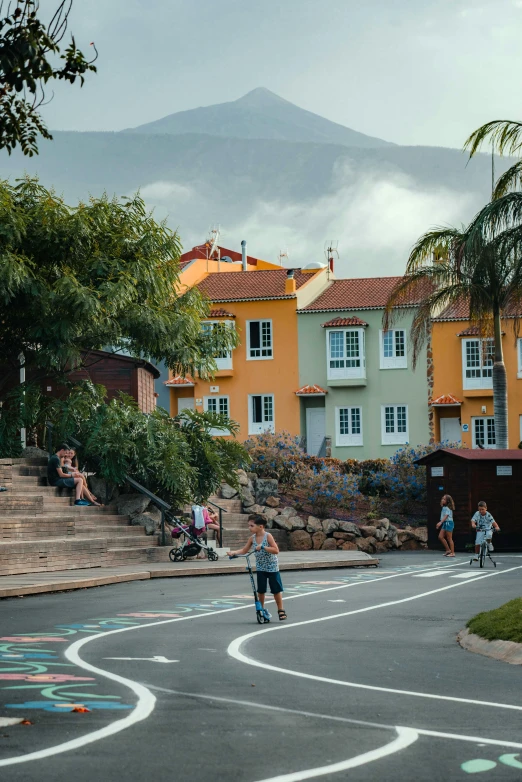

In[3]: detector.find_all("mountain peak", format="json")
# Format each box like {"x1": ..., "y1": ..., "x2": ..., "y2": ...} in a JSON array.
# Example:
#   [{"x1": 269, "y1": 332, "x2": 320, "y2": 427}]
[{"x1": 235, "y1": 87, "x2": 291, "y2": 108}]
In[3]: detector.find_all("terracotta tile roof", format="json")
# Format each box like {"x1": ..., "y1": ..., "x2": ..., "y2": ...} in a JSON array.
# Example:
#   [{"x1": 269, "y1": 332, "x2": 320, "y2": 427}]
[
  {"x1": 295, "y1": 384, "x2": 328, "y2": 396},
  {"x1": 164, "y1": 375, "x2": 195, "y2": 387},
  {"x1": 301, "y1": 277, "x2": 431, "y2": 312},
  {"x1": 456, "y1": 325, "x2": 505, "y2": 337},
  {"x1": 436, "y1": 298, "x2": 522, "y2": 322},
  {"x1": 321, "y1": 316, "x2": 368, "y2": 328},
  {"x1": 197, "y1": 269, "x2": 312, "y2": 302},
  {"x1": 429, "y1": 394, "x2": 462, "y2": 406},
  {"x1": 417, "y1": 448, "x2": 522, "y2": 463},
  {"x1": 208, "y1": 309, "x2": 236, "y2": 318}
]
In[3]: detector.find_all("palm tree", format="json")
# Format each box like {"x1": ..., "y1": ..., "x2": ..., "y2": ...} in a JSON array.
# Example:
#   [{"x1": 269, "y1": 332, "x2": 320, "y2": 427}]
[
  {"x1": 465, "y1": 121, "x2": 522, "y2": 199},
  {"x1": 384, "y1": 200, "x2": 522, "y2": 449}
]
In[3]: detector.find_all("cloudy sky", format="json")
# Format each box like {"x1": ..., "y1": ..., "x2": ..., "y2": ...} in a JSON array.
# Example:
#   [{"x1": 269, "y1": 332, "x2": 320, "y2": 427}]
[{"x1": 41, "y1": 0, "x2": 522, "y2": 148}]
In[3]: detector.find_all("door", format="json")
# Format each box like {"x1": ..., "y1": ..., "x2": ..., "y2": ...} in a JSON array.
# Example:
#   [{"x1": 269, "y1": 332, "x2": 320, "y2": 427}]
[
  {"x1": 177, "y1": 397, "x2": 194, "y2": 415},
  {"x1": 440, "y1": 417, "x2": 461, "y2": 444},
  {"x1": 248, "y1": 394, "x2": 275, "y2": 434},
  {"x1": 306, "y1": 408, "x2": 326, "y2": 455}
]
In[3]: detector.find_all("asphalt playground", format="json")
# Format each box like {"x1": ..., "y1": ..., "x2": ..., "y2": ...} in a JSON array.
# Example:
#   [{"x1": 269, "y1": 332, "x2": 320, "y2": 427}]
[{"x1": 0, "y1": 551, "x2": 521, "y2": 781}]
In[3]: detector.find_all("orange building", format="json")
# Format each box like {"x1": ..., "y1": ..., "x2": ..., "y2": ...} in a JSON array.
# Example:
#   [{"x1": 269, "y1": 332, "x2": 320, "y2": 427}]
[
  {"x1": 167, "y1": 247, "x2": 330, "y2": 439},
  {"x1": 431, "y1": 301, "x2": 522, "y2": 448}
]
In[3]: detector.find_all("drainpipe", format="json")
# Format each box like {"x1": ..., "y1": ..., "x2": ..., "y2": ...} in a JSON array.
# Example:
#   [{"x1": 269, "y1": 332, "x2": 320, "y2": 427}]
[{"x1": 241, "y1": 240, "x2": 247, "y2": 271}]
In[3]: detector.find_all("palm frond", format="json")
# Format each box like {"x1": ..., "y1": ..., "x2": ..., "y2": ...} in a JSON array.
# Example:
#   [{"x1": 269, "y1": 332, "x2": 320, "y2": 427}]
[
  {"x1": 466, "y1": 192, "x2": 522, "y2": 246},
  {"x1": 493, "y1": 161, "x2": 522, "y2": 199},
  {"x1": 406, "y1": 227, "x2": 464, "y2": 272},
  {"x1": 464, "y1": 120, "x2": 522, "y2": 158}
]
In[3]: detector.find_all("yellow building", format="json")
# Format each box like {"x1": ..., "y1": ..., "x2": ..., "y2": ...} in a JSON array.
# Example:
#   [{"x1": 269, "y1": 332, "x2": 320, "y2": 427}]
[
  {"x1": 168, "y1": 246, "x2": 330, "y2": 440},
  {"x1": 431, "y1": 302, "x2": 522, "y2": 448}
]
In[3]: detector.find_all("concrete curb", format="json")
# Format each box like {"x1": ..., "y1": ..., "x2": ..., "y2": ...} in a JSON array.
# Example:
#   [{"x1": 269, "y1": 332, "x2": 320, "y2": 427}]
[
  {"x1": 0, "y1": 555, "x2": 379, "y2": 598},
  {"x1": 457, "y1": 627, "x2": 522, "y2": 665}
]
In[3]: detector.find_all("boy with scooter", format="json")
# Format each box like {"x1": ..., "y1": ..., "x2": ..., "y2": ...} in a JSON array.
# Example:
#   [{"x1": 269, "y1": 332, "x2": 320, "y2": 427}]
[{"x1": 228, "y1": 514, "x2": 287, "y2": 621}]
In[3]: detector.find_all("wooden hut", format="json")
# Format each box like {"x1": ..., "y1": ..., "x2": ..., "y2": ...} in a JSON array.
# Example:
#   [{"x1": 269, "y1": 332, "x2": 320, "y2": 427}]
[{"x1": 416, "y1": 449, "x2": 522, "y2": 551}]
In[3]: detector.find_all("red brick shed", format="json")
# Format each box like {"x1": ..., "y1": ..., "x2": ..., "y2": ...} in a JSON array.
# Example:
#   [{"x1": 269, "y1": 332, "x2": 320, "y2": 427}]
[{"x1": 416, "y1": 449, "x2": 522, "y2": 551}]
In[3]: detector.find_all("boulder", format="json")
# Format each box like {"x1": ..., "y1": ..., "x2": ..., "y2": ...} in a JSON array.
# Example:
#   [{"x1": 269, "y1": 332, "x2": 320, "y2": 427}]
[
  {"x1": 306, "y1": 515, "x2": 323, "y2": 534},
  {"x1": 249, "y1": 504, "x2": 266, "y2": 515},
  {"x1": 289, "y1": 530, "x2": 312, "y2": 551},
  {"x1": 265, "y1": 496, "x2": 280, "y2": 508},
  {"x1": 357, "y1": 536, "x2": 376, "y2": 553},
  {"x1": 145, "y1": 505, "x2": 162, "y2": 524},
  {"x1": 221, "y1": 483, "x2": 238, "y2": 499},
  {"x1": 274, "y1": 516, "x2": 294, "y2": 532},
  {"x1": 88, "y1": 476, "x2": 115, "y2": 505},
  {"x1": 288, "y1": 516, "x2": 306, "y2": 531},
  {"x1": 130, "y1": 513, "x2": 157, "y2": 536},
  {"x1": 236, "y1": 469, "x2": 249, "y2": 486},
  {"x1": 22, "y1": 446, "x2": 49, "y2": 459},
  {"x1": 240, "y1": 488, "x2": 256, "y2": 508},
  {"x1": 374, "y1": 541, "x2": 389, "y2": 554},
  {"x1": 373, "y1": 528, "x2": 386, "y2": 542},
  {"x1": 312, "y1": 531, "x2": 327, "y2": 549},
  {"x1": 400, "y1": 538, "x2": 425, "y2": 551},
  {"x1": 359, "y1": 525, "x2": 377, "y2": 538},
  {"x1": 341, "y1": 541, "x2": 358, "y2": 551},
  {"x1": 247, "y1": 472, "x2": 258, "y2": 482},
  {"x1": 263, "y1": 508, "x2": 280, "y2": 521},
  {"x1": 412, "y1": 527, "x2": 428, "y2": 543},
  {"x1": 321, "y1": 537, "x2": 338, "y2": 550},
  {"x1": 281, "y1": 506, "x2": 297, "y2": 517},
  {"x1": 376, "y1": 518, "x2": 390, "y2": 530},
  {"x1": 255, "y1": 478, "x2": 279, "y2": 505},
  {"x1": 322, "y1": 518, "x2": 339, "y2": 534},
  {"x1": 117, "y1": 493, "x2": 150, "y2": 518},
  {"x1": 397, "y1": 530, "x2": 413, "y2": 544},
  {"x1": 333, "y1": 531, "x2": 353, "y2": 541},
  {"x1": 338, "y1": 521, "x2": 362, "y2": 536}
]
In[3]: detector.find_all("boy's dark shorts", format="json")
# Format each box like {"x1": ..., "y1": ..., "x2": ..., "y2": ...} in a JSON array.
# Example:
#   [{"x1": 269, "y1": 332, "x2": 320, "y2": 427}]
[
  {"x1": 55, "y1": 477, "x2": 76, "y2": 489},
  {"x1": 257, "y1": 570, "x2": 284, "y2": 595}
]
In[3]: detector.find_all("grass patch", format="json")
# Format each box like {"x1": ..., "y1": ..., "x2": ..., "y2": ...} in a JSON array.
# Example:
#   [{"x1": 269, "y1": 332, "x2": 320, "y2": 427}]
[{"x1": 467, "y1": 598, "x2": 522, "y2": 643}]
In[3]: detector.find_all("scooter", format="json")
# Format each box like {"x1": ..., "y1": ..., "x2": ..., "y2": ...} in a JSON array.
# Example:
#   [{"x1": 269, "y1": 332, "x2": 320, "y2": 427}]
[{"x1": 228, "y1": 552, "x2": 271, "y2": 624}]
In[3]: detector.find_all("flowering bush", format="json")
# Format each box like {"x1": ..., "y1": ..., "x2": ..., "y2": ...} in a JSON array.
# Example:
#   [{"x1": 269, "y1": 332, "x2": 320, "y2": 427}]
[
  {"x1": 362, "y1": 442, "x2": 462, "y2": 503},
  {"x1": 298, "y1": 464, "x2": 360, "y2": 518},
  {"x1": 244, "y1": 431, "x2": 303, "y2": 486}
]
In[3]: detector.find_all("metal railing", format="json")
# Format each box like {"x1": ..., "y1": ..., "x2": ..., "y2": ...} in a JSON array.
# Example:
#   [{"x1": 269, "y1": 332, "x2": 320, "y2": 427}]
[
  {"x1": 207, "y1": 498, "x2": 228, "y2": 547},
  {"x1": 46, "y1": 421, "x2": 171, "y2": 546}
]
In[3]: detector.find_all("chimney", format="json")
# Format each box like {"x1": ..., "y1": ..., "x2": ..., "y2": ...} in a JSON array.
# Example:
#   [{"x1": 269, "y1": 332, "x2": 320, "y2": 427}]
[
  {"x1": 285, "y1": 268, "x2": 297, "y2": 294},
  {"x1": 241, "y1": 240, "x2": 247, "y2": 271},
  {"x1": 328, "y1": 255, "x2": 334, "y2": 274}
]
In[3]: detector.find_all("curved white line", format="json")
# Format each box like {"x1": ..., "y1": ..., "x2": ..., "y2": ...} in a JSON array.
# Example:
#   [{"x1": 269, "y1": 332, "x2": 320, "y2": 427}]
[
  {"x1": 0, "y1": 559, "x2": 484, "y2": 767},
  {"x1": 253, "y1": 727, "x2": 419, "y2": 782},
  {"x1": 228, "y1": 565, "x2": 522, "y2": 714}
]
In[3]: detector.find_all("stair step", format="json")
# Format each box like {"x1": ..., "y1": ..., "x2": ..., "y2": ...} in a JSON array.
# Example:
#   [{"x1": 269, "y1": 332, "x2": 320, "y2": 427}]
[{"x1": 76, "y1": 525, "x2": 143, "y2": 536}]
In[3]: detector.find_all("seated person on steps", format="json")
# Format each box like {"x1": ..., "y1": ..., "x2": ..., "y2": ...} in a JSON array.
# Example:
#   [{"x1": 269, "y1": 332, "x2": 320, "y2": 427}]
[{"x1": 47, "y1": 443, "x2": 90, "y2": 506}]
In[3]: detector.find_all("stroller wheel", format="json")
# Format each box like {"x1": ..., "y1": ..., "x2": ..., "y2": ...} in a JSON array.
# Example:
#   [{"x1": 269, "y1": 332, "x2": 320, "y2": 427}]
[
  {"x1": 169, "y1": 548, "x2": 180, "y2": 562},
  {"x1": 208, "y1": 550, "x2": 219, "y2": 562},
  {"x1": 256, "y1": 610, "x2": 264, "y2": 625}
]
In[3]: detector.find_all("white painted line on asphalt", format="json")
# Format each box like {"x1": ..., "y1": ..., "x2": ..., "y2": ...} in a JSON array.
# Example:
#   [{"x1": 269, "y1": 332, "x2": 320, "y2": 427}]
[
  {"x1": 450, "y1": 573, "x2": 483, "y2": 579},
  {"x1": 411, "y1": 571, "x2": 449, "y2": 578},
  {"x1": 228, "y1": 565, "x2": 522, "y2": 715},
  {"x1": 253, "y1": 728, "x2": 419, "y2": 782},
  {"x1": 0, "y1": 559, "x2": 466, "y2": 768},
  {"x1": 104, "y1": 656, "x2": 178, "y2": 663}
]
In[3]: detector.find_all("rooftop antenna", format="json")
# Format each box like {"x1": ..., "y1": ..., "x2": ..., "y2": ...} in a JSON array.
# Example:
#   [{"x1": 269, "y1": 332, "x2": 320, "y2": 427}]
[
  {"x1": 491, "y1": 141, "x2": 495, "y2": 199},
  {"x1": 278, "y1": 248, "x2": 290, "y2": 266},
  {"x1": 207, "y1": 225, "x2": 221, "y2": 271},
  {"x1": 324, "y1": 240, "x2": 339, "y2": 277}
]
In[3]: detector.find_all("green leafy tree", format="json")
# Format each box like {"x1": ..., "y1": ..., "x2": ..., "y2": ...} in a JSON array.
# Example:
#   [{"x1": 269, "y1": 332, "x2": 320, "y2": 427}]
[
  {"x1": 0, "y1": 0, "x2": 97, "y2": 156},
  {"x1": 0, "y1": 177, "x2": 238, "y2": 397},
  {"x1": 384, "y1": 213, "x2": 522, "y2": 449}
]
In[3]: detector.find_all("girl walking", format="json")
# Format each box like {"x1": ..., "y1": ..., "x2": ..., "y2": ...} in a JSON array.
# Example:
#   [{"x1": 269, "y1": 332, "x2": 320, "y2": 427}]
[{"x1": 436, "y1": 494, "x2": 455, "y2": 557}]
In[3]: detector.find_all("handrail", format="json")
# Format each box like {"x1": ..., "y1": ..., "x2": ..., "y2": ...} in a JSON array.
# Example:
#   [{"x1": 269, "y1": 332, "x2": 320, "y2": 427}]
[
  {"x1": 46, "y1": 421, "x2": 171, "y2": 546},
  {"x1": 207, "y1": 498, "x2": 228, "y2": 548}
]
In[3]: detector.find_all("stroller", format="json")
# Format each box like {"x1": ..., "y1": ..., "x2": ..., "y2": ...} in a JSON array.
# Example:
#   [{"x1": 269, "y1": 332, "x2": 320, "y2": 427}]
[{"x1": 168, "y1": 517, "x2": 219, "y2": 563}]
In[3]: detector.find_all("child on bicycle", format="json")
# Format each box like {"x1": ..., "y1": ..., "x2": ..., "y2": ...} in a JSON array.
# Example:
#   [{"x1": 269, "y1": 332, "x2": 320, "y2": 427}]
[
  {"x1": 471, "y1": 501, "x2": 500, "y2": 561},
  {"x1": 228, "y1": 514, "x2": 287, "y2": 621}
]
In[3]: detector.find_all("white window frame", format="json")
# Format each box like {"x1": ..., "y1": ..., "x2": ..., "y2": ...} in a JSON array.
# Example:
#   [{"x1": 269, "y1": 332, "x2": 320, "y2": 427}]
[
  {"x1": 204, "y1": 395, "x2": 231, "y2": 436},
  {"x1": 381, "y1": 404, "x2": 409, "y2": 445},
  {"x1": 246, "y1": 319, "x2": 273, "y2": 361},
  {"x1": 462, "y1": 338, "x2": 493, "y2": 390},
  {"x1": 379, "y1": 329, "x2": 407, "y2": 369},
  {"x1": 335, "y1": 406, "x2": 363, "y2": 446},
  {"x1": 326, "y1": 328, "x2": 366, "y2": 380},
  {"x1": 202, "y1": 320, "x2": 234, "y2": 370},
  {"x1": 248, "y1": 394, "x2": 275, "y2": 434},
  {"x1": 472, "y1": 416, "x2": 496, "y2": 449},
  {"x1": 518, "y1": 338, "x2": 522, "y2": 378}
]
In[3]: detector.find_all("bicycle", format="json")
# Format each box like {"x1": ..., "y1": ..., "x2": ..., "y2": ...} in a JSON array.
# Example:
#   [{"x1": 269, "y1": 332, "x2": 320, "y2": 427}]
[{"x1": 470, "y1": 529, "x2": 499, "y2": 569}]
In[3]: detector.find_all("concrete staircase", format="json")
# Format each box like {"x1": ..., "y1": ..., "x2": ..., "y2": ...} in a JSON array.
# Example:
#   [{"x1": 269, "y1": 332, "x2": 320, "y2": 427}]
[
  {"x1": 207, "y1": 495, "x2": 289, "y2": 551},
  {"x1": 0, "y1": 457, "x2": 172, "y2": 575}
]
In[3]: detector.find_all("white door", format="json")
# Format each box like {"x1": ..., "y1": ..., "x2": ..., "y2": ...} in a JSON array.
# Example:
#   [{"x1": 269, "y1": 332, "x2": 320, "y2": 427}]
[
  {"x1": 177, "y1": 397, "x2": 194, "y2": 415},
  {"x1": 306, "y1": 408, "x2": 326, "y2": 455},
  {"x1": 440, "y1": 417, "x2": 461, "y2": 444}
]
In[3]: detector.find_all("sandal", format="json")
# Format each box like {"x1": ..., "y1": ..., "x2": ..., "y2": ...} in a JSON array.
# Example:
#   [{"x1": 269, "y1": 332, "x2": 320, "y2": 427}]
[{"x1": 278, "y1": 609, "x2": 287, "y2": 621}]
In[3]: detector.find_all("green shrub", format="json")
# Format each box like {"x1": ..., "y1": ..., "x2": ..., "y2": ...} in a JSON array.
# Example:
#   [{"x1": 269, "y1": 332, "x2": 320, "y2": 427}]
[{"x1": 244, "y1": 431, "x2": 303, "y2": 486}]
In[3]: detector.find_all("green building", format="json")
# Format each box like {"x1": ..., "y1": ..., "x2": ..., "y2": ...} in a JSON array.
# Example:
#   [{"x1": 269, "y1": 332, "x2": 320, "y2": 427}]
[{"x1": 297, "y1": 277, "x2": 430, "y2": 458}]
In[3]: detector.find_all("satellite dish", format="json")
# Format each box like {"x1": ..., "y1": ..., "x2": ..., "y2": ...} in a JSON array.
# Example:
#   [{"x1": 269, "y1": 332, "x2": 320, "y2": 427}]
[
  {"x1": 303, "y1": 261, "x2": 327, "y2": 270},
  {"x1": 221, "y1": 256, "x2": 233, "y2": 263}
]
